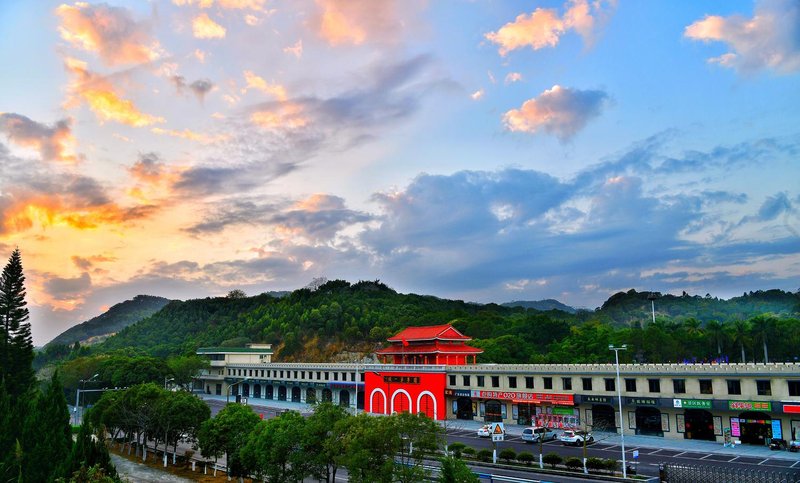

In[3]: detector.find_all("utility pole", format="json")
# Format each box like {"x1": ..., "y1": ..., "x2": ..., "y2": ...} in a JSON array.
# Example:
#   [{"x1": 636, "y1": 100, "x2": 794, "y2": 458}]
[{"x1": 609, "y1": 345, "x2": 628, "y2": 479}]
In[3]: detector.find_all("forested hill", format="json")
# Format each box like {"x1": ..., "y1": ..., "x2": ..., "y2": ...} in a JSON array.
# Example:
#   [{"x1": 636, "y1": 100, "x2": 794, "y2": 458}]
[
  {"x1": 502, "y1": 299, "x2": 577, "y2": 313},
  {"x1": 47, "y1": 294, "x2": 171, "y2": 347},
  {"x1": 90, "y1": 281, "x2": 800, "y2": 365}
]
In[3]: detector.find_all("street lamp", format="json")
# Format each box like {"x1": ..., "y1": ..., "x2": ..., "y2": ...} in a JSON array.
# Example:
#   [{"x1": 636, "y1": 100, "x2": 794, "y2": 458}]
[
  {"x1": 226, "y1": 378, "x2": 251, "y2": 403},
  {"x1": 164, "y1": 377, "x2": 175, "y2": 389},
  {"x1": 609, "y1": 345, "x2": 628, "y2": 479},
  {"x1": 75, "y1": 373, "x2": 99, "y2": 425}
]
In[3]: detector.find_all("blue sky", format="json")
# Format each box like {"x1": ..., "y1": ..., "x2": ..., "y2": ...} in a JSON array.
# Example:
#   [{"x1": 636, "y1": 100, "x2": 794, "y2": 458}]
[{"x1": 0, "y1": 0, "x2": 798, "y2": 345}]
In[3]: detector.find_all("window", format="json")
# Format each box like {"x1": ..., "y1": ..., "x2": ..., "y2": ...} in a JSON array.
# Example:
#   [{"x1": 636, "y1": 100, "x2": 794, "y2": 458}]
[
  {"x1": 280, "y1": 370, "x2": 284, "y2": 378},
  {"x1": 260, "y1": 370, "x2": 264, "y2": 377},
  {"x1": 508, "y1": 376, "x2": 517, "y2": 389},
  {"x1": 477, "y1": 375, "x2": 485, "y2": 387},
  {"x1": 342, "y1": 372, "x2": 347, "y2": 381},
  {"x1": 605, "y1": 378, "x2": 615, "y2": 391},
  {"x1": 360, "y1": 372, "x2": 365, "y2": 382},
  {"x1": 699, "y1": 379, "x2": 713, "y2": 394},
  {"x1": 562, "y1": 377, "x2": 572, "y2": 391},
  {"x1": 673, "y1": 379, "x2": 686, "y2": 394},
  {"x1": 625, "y1": 378, "x2": 636, "y2": 392},
  {"x1": 294, "y1": 371, "x2": 298, "y2": 378},
  {"x1": 789, "y1": 380, "x2": 800, "y2": 397},
  {"x1": 543, "y1": 377, "x2": 553, "y2": 390},
  {"x1": 648, "y1": 379, "x2": 661, "y2": 393},
  {"x1": 350, "y1": 373, "x2": 355, "y2": 382},
  {"x1": 248, "y1": 370, "x2": 253, "y2": 377},
  {"x1": 727, "y1": 379, "x2": 741, "y2": 395},
  {"x1": 462, "y1": 375, "x2": 471, "y2": 386},
  {"x1": 324, "y1": 372, "x2": 329, "y2": 381},
  {"x1": 316, "y1": 371, "x2": 321, "y2": 380},
  {"x1": 491, "y1": 376, "x2": 500, "y2": 388},
  {"x1": 333, "y1": 372, "x2": 338, "y2": 381},
  {"x1": 582, "y1": 378, "x2": 593, "y2": 391},
  {"x1": 756, "y1": 380, "x2": 771, "y2": 396},
  {"x1": 301, "y1": 371, "x2": 305, "y2": 379},
  {"x1": 449, "y1": 375, "x2": 456, "y2": 386},
  {"x1": 525, "y1": 376, "x2": 534, "y2": 389}
]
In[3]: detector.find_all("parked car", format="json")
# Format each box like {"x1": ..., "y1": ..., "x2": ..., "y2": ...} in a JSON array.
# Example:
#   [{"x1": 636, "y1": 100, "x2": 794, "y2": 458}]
[
  {"x1": 477, "y1": 425, "x2": 491, "y2": 437},
  {"x1": 559, "y1": 430, "x2": 594, "y2": 446},
  {"x1": 521, "y1": 426, "x2": 558, "y2": 443}
]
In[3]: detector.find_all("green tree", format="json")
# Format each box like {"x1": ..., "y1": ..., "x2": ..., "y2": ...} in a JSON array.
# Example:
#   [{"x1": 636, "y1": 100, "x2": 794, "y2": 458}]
[
  {"x1": 156, "y1": 391, "x2": 210, "y2": 466},
  {"x1": 198, "y1": 403, "x2": 260, "y2": 478},
  {"x1": 240, "y1": 410, "x2": 307, "y2": 482},
  {"x1": 0, "y1": 248, "x2": 34, "y2": 397},
  {"x1": 393, "y1": 412, "x2": 443, "y2": 483},
  {"x1": 542, "y1": 452, "x2": 563, "y2": 469},
  {"x1": 749, "y1": 315, "x2": 776, "y2": 363},
  {"x1": 166, "y1": 355, "x2": 210, "y2": 391},
  {"x1": 438, "y1": 455, "x2": 478, "y2": 483},
  {"x1": 21, "y1": 372, "x2": 73, "y2": 482},
  {"x1": 728, "y1": 320, "x2": 750, "y2": 362},
  {"x1": 61, "y1": 423, "x2": 118, "y2": 482},
  {"x1": 338, "y1": 414, "x2": 396, "y2": 483},
  {"x1": 302, "y1": 402, "x2": 350, "y2": 482}
]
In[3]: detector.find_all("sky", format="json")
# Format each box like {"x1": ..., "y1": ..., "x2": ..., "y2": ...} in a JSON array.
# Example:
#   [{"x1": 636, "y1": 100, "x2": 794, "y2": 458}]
[{"x1": 0, "y1": 0, "x2": 798, "y2": 345}]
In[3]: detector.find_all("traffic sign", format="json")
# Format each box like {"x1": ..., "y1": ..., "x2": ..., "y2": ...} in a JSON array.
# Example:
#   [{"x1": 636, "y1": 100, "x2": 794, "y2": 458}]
[
  {"x1": 241, "y1": 397, "x2": 248, "y2": 405},
  {"x1": 632, "y1": 450, "x2": 639, "y2": 459},
  {"x1": 489, "y1": 423, "x2": 505, "y2": 442}
]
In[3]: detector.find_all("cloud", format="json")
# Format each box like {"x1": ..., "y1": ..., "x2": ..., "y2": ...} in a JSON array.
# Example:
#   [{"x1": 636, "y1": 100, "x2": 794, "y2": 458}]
[
  {"x1": 56, "y1": 2, "x2": 161, "y2": 66},
  {"x1": 485, "y1": 0, "x2": 616, "y2": 56},
  {"x1": 242, "y1": 71, "x2": 288, "y2": 100},
  {"x1": 283, "y1": 40, "x2": 303, "y2": 58},
  {"x1": 151, "y1": 127, "x2": 227, "y2": 144},
  {"x1": 313, "y1": 0, "x2": 413, "y2": 46},
  {"x1": 503, "y1": 85, "x2": 609, "y2": 140},
  {"x1": 71, "y1": 254, "x2": 116, "y2": 271},
  {"x1": 64, "y1": 57, "x2": 165, "y2": 127},
  {"x1": 505, "y1": 72, "x2": 523, "y2": 84},
  {"x1": 0, "y1": 113, "x2": 78, "y2": 163},
  {"x1": 174, "y1": 0, "x2": 267, "y2": 9},
  {"x1": 685, "y1": 0, "x2": 800, "y2": 74},
  {"x1": 170, "y1": 75, "x2": 215, "y2": 102},
  {"x1": 43, "y1": 272, "x2": 92, "y2": 300},
  {"x1": 193, "y1": 13, "x2": 226, "y2": 39},
  {"x1": 470, "y1": 89, "x2": 485, "y2": 101}
]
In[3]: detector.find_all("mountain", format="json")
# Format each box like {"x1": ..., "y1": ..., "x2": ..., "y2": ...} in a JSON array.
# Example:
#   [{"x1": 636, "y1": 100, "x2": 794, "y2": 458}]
[
  {"x1": 86, "y1": 282, "x2": 800, "y2": 365},
  {"x1": 502, "y1": 299, "x2": 576, "y2": 314},
  {"x1": 46, "y1": 295, "x2": 172, "y2": 347}
]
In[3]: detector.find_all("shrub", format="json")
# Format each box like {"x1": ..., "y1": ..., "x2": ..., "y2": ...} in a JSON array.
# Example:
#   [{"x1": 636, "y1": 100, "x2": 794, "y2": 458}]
[
  {"x1": 586, "y1": 457, "x2": 606, "y2": 472},
  {"x1": 499, "y1": 448, "x2": 517, "y2": 463},
  {"x1": 604, "y1": 458, "x2": 618, "y2": 473},
  {"x1": 517, "y1": 452, "x2": 535, "y2": 466},
  {"x1": 462, "y1": 446, "x2": 476, "y2": 457},
  {"x1": 564, "y1": 457, "x2": 583, "y2": 471},
  {"x1": 476, "y1": 449, "x2": 493, "y2": 462},
  {"x1": 448, "y1": 442, "x2": 466, "y2": 458},
  {"x1": 543, "y1": 452, "x2": 563, "y2": 469}
]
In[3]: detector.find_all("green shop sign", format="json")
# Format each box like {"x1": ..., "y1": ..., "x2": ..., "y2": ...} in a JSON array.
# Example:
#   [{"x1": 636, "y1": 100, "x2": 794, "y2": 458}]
[
  {"x1": 626, "y1": 397, "x2": 658, "y2": 406},
  {"x1": 728, "y1": 400, "x2": 772, "y2": 411},
  {"x1": 673, "y1": 399, "x2": 712, "y2": 409},
  {"x1": 552, "y1": 407, "x2": 575, "y2": 415}
]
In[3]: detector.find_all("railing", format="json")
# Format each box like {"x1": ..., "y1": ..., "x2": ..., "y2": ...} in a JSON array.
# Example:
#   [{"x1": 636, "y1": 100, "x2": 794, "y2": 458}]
[{"x1": 662, "y1": 462, "x2": 800, "y2": 483}]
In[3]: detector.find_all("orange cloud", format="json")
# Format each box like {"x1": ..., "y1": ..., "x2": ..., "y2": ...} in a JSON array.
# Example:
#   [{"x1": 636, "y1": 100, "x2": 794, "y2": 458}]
[
  {"x1": 56, "y1": 2, "x2": 161, "y2": 66},
  {"x1": 505, "y1": 72, "x2": 523, "y2": 84},
  {"x1": 64, "y1": 57, "x2": 165, "y2": 127},
  {"x1": 503, "y1": 85, "x2": 608, "y2": 140},
  {"x1": 2, "y1": 196, "x2": 154, "y2": 234},
  {"x1": 283, "y1": 40, "x2": 303, "y2": 58},
  {"x1": 242, "y1": 71, "x2": 288, "y2": 100},
  {"x1": 173, "y1": 0, "x2": 266, "y2": 9},
  {"x1": 314, "y1": 0, "x2": 411, "y2": 46},
  {"x1": 151, "y1": 127, "x2": 229, "y2": 144},
  {"x1": 485, "y1": 0, "x2": 615, "y2": 56},
  {"x1": 0, "y1": 113, "x2": 78, "y2": 163},
  {"x1": 193, "y1": 13, "x2": 226, "y2": 39},
  {"x1": 250, "y1": 103, "x2": 308, "y2": 129}
]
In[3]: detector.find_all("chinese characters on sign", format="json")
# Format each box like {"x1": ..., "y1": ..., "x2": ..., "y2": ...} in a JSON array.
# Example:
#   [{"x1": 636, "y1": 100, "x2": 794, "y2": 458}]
[{"x1": 728, "y1": 401, "x2": 771, "y2": 411}]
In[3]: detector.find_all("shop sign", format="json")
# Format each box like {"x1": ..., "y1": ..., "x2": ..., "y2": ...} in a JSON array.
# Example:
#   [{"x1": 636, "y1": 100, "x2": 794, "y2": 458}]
[
  {"x1": 444, "y1": 389, "x2": 472, "y2": 398},
  {"x1": 476, "y1": 390, "x2": 573, "y2": 405},
  {"x1": 782, "y1": 404, "x2": 800, "y2": 414},
  {"x1": 728, "y1": 400, "x2": 771, "y2": 411},
  {"x1": 771, "y1": 420, "x2": 782, "y2": 439},
  {"x1": 314, "y1": 382, "x2": 327, "y2": 388},
  {"x1": 730, "y1": 418, "x2": 740, "y2": 437},
  {"x1": 581, "y1": 395, "x2": 612, "y2": 404},
  {"x1": 626, "y1": 397, "x2": 658, "y2": 406},
  {"x1": 673, "y1": 399, "x2": 712, "y2": 409},
  {"x1": 552, "y1": 407, "x2": 575, "y2": 415}
]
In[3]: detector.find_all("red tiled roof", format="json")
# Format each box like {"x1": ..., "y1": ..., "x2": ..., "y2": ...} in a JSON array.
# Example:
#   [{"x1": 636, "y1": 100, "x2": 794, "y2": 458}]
[
  {"x1": 387, "y1": 324, "x2": 471, "y2": 342},
  {"x1": 376, "y1": 342, "x2": 483, "y2": 355}
]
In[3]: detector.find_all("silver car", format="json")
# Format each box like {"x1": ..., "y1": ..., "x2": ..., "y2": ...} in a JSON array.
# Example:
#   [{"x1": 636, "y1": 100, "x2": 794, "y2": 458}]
[{"x1": 521, "y1": 426, "x2": 557, "y2": 443}]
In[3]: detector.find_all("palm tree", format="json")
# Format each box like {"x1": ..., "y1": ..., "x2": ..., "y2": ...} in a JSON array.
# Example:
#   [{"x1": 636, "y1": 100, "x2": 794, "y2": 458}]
[
  {"x1": 749, "y1": 315, "x2": 776, "y2": 363},
  {"x1": 728, "y1": 320, "x2": 750, "y2": 362},
  {"x1": 705, "y1": 320, "x2": 725, "y2": 356}
]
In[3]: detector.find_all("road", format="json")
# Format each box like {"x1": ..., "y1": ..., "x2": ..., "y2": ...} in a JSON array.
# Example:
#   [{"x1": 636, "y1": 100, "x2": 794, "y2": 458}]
[{"x1": 446, "y1": 427, "x2": 800, "y2": 480}]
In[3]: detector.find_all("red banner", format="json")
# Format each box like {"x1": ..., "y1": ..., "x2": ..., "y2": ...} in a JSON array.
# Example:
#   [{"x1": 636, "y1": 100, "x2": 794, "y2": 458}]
[{"x1": 476, "y1": 390, "x2": 573, "y2": 405}]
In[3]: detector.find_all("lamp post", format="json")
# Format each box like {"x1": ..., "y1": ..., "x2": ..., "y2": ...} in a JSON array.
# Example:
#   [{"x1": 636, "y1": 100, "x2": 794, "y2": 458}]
[
  {"x1": 226, "y1": 378, "x2": 251, "y2": 404},
  {"x1": 609, "y1": 345, "x2": 628, "y2": 479},
  {"x1": 164, "y1": 377, "x2": 174, "y2": 390},
  {"x1": 74, "y1": 373, "x2": 99, "y2": 425}
]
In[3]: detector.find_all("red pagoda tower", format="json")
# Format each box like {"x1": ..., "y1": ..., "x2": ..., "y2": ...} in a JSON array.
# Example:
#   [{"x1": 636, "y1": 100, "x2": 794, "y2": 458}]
[{"x1": 375, "y1": 324, "x2": 483, "y2": 365}]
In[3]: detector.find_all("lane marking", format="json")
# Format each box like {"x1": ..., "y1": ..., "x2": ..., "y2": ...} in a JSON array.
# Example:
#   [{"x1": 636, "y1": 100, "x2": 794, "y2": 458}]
[
  {"x1": 699, "y1": 454, "x2": 713, "y2": 460},
  {"x1": 674, "y1": 451, "x2": 687, "y2": 457}
]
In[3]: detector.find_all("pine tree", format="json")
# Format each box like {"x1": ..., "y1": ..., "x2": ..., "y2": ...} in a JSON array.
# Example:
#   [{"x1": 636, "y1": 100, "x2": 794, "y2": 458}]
[
  {"x1": 0, "y1": 248, "x2": 34, "y2": 397},
  {"x1": 21, "y1": 372, "x2": 73, "y2": 482},
  {"x1": 0, "y1": 382, "x2": 17, "y2": 482}
]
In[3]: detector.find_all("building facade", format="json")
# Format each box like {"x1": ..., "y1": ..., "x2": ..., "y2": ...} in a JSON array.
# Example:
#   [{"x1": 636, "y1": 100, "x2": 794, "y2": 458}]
[{"x1": 195, "y1": 327, "x2": 800, "y2": 446}]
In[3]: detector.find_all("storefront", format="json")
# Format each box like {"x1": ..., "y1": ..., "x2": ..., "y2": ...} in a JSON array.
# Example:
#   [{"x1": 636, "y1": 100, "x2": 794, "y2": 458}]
[
  {"x1": 628, "y1": 397, "x2": 665, "y2": 437},
  {"x1": 470, "y1": 390, "x2": 574, "y2": 425},
  {"x1": 729, "y1": 400, "x2": 773, "y2": 445},
  {"x1": 783, "y1": 403, "x2": 800, "y2": 441},
  {"x1": 366, "y1": 370, "x2": 446, "y2": 420},
  {"x1": 579, "y1": 395, "x2": 617, "y2": 432},
  {"x1": 674, "y1": 399, "x2": 717, "y2": 441},
  {"x1": 446, "y1": 389, "x2": 475, "y2": 420}
]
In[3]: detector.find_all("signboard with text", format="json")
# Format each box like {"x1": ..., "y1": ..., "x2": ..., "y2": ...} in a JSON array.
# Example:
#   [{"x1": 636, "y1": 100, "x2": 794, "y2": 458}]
[
  {"x1": 728, "y1": 400, "x2": 771, "y2": 411},
  {"x1": 626, "y1": 397, "x2": 658, "y2": 406},
  {"x1": 673, "y1": 399, "x2": 712, "y2": 409},
  {"x1": 475, "y1": 390, "x2": 573, "y2": 405}
]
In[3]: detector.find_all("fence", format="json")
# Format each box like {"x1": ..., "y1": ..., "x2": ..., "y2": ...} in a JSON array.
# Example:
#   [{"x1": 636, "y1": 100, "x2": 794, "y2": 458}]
[{"x1": 662, "y1": 463, "x2": 800, "y2": 483}]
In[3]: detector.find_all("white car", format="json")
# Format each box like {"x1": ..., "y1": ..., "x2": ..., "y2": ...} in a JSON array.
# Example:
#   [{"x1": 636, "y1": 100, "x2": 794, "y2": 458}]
[
  {"x1": 477, "y1": 425, "x2": 491, "y2": 437},
  {"x1": 521, "y1": 426, "x2": 557, "y2": 443},
  {"x1": 559, "y1": 430, "x2": 594, "y2": 446}
]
